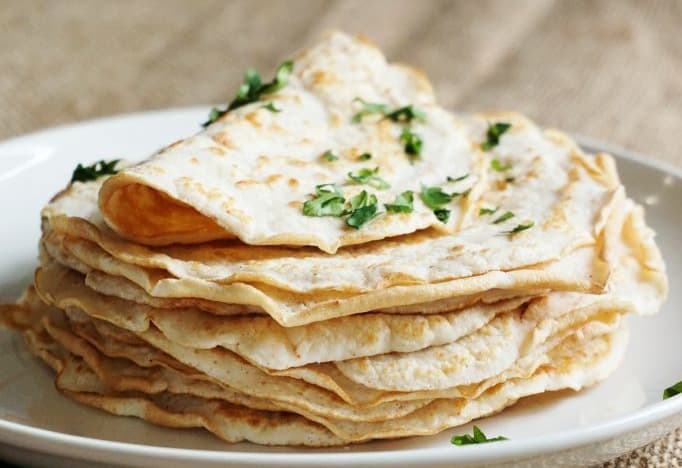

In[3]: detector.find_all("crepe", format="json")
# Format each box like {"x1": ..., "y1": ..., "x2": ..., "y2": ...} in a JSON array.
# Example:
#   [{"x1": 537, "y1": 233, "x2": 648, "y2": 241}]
[
  {"x1": 3, "y1": 288, "x2": 628, "y2": 443},
  {"x1": 97, "y1": 32, "x2": 484, "y2": 252},
  {"x1": 34, "y1": 261, "x2": 533, "y2": 369},
  {"x1": 18, "y1": 315, "x2": 345, "y2": 447},
  {"x1": 46, "y1": 113, "x2": 619, "y2": 295}
]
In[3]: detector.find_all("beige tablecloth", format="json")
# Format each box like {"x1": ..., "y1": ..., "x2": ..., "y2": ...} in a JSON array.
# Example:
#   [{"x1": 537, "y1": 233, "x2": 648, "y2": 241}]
[{"x1": 1, "y1": 1, "x2": 680, "y2": 466}]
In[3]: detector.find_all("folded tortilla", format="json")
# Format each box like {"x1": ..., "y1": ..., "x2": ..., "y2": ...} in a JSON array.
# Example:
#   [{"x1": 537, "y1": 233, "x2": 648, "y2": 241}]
[{"x1": 98, "y1": 32, "x2": 483, "y2": 252}]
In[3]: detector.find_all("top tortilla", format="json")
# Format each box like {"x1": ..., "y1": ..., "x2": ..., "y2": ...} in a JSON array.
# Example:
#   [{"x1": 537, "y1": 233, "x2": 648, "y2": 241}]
[{"x1": 98, "y1": 32, "x2": 483, "y2": 252}]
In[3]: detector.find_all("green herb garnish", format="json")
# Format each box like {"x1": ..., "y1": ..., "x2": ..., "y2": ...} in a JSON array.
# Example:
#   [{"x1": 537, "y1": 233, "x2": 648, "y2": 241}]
[
  {"x1": 663, "y1": 381, "x2": 682, "y2": 399},
  {"x1": 346, "y1": 190, "x2": 380, "y2": 229},
  {"x1": 384, "y1": 105, "x2": 426, "y2": 123},
  {"x1": 447, "y1": 174, "x2": 469, "y2": 183},
  {"x1": 347, "y1": 167, "x2": 390, "y2": 190},
  {"x1": 434, "y1": 209, "x2": 451, "y2": 223},
  {"x1": 352, "y1": 100, "x2": 426, "y2": 124},
  {"x1": 493, "y1": 211, "x2": 515, "y2": 224},
  {"x1": 261, "y1": 102, "x2": 281, "y2": 113},
  {"x1": 505, "y1": 176, "x2": 515, "y2": 183},
  {"x1": 479, "y1": 206, "x2": 499, "y2": 216},
  {"x1": 491, "y1": 159, "x2": 512, "y2": 172},
  {"x1": 505, "y1": 221, "x2": 534, "y2": 234},
  {"x1": 451, "y1": 426, "x2": 508, "y2": 446},
  {"x1": 358, "y1": 153, "x2": 372, "y2": 161},
  {"x1": 302, "y1": 184, "x2": 346, "y2": 217},
  {"x1": 385, "y1": 190, "x2": 414, "y2": 213},
  {"x1": 202, "y1": 60, "x2": 293, "y2": 127},
  {"x1": 322, "y1": 150, "x2": 339, "y2": 162},
  {"x1": 351, "y1": 98, "x2": 390, "y2": 123},
  {"x1": 420, "y1": 186, "x2": 454, "y2": 210},
  {"x1": 400, "y1": 127, "x2": 423, "y2": 161},
  {"x1": 420, "y1": 185, "x2": 458, "y2": 223},
  {"x1": 481, "y1": 122, "x2": 511, "y2": 151},
  {"x1": 71, "y1": 159, "x2": 120, "y2": 183}
]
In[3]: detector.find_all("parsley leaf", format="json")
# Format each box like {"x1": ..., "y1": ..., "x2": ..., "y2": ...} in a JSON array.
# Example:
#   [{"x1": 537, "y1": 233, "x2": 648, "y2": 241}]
[
  {"x1": 400, "y1": 128, "x2": 423, "y2": 161},
  {"x1": 451, "y1": 426, "x2": 508, "y2": 446},
  {"x1": 491, "y1": 159, "x2": 512, "y2": 172},
  {"x1": 505, "y1": 221, "x2": 534, "y2": 234},
  {"x1": 259, "y1": 60, "x2": 294, "y2": 95},
  {"x1": 71, "y1": 159, "x2": 120, "y2": 183},
  {"x1": 493, "y1": 211, "x2": 515, "y2": 224},
  {"x1": 352, "y1": 100, "x2": 426, "y2": 124},
  {"x1": 420, "y1": 186, "x2": 454, "y2": 210},
  {"x1": 352, "y1": 98, "x2": 389, "y2": 123},
  {"x1": 384, "y1": 105, "x2": 426, "y2": 123},
  {"x1": 302, "y1": 184, "x2": 346, "y2": 217},
  {"x1": 261, "y1": 102, "x2": 281, "y2": 113},
  {"x1": 420, "y1": 186, "x2": 458, "y2": 223},
  {"x1": 385, "y1": 190, "x2": 414, "y2": 213},
  {"x1": 434, "y1": 209, "x2": 451, "y2": 223},
  {"x1": 447, "y1": 174, "x2": 469, "y2": 183},
  {"x1": 347, "y1": 167, "x2": 390, "y2": 190},
  {"x1": 479, "y1": 206, "x2": 499, "y2": 216},
  {"x1": 358, "y1": 153, "x2": 372, "y2": 161},
  {"x1": 322, "y1": 150, "x2": 339, "y2": 162},
  {"x1": 481, "y1": 122, "x2": 511, "y2": 151},
  {"x1": 202, "y1": 60, "x2": 293, "y2": 127},
  {"x1": 664, "y1": 381, "x2": 682, "y2": 399},
  {"x1": 346, "y1": 190, "x2": 380, "y2": 229}
]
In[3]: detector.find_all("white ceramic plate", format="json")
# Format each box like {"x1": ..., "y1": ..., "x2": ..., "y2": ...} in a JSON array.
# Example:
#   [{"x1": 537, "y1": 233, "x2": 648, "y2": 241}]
[{"x1": 0, "y1": 108, "x2": 680, "y2": 468}]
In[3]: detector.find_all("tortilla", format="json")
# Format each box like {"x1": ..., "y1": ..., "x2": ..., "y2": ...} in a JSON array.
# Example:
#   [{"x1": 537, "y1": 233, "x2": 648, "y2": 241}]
[
  {"x1": 34, "y1": 261, "x2": 533, "y2": 369},
  {"x1": 46, "y1": 116, "x2": 619, "y2": 295}
]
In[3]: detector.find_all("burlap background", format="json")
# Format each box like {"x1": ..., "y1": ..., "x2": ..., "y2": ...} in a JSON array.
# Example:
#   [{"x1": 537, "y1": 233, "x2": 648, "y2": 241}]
[{"x1": 1, "y1": 1, "x2": 681, "y2": 466}]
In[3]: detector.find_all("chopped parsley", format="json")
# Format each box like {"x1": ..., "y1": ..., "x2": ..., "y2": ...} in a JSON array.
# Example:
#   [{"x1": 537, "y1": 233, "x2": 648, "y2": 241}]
[
  {"x1": 347, "y1": 167, "x2": 390, "y2": 190},
  {"x1": 71, "y1": 159, "x2": 120, "y2": 183},
  {"x1": 384, "y1": 190, "x2": 414, "y2": 213},
  {"x1": 301, "y1": 185, "x2": 381, "y2": 229},
  {"x1": 352, "y1": 99, "x2": 426, "y2": 124},
  {"x1": 420, "y1": 186, "x2": 454, "y2": 210},
  {"x1": 202, "y1": 60, "x2": 293, "y2": 127},
  {"x1": 322, "y1": 150, "x2": 339, "y2": 162},
  {"x1": 479, "y1": 206, "x2": 499, "y2": 216},
  {"x1": 261, "y1": 102, "x2": 281, "y2": 113},
  {"x1": 434, "y1": 209, "x2": 451, "y2": 223},
  {"x1": 420, "y1": 186, "x2": 460, "y2": 223},
  {"x1": 491, "y1": 159, "x2": 512, "y2": 172},
  {"x1": 663, "y1": 381, "x2": 682, "y2": 399},
  {"x1": 346, "y1": 190, "x2": 380, "y2": 229},
  {"x1": 302, "y1": 184, "x2": 346, "y2": 217},
  {"x1": 351, "y1": 98, "x2": 389, "y2": 123},
  {"x1": 493, "y1": 211, "x2": 515, "y2": 224},
  {"x1": 384, "y1": 105, "x2": 426, "y2": 123},
  {"x1": 451, "y1": 426, "x2": 508, "y2": 446},
  {"x1": 481, "y1": 122, "x2": 511, "y2": 151},
  {"x1": 358, "y1": 153, "x2": 372, "y2": 161},
  {"x1": 505, "y1": 221, "x2": 535, "y2": 234},
  {"x1": 447, "y1": 174, "x2": 469, "y2": 183},
  {"x1": 400, "y1": 127, "x2": 423, "y2": 161},
  {"x1": 505, "y1": 176, "x2": 516, "y2": 183}
]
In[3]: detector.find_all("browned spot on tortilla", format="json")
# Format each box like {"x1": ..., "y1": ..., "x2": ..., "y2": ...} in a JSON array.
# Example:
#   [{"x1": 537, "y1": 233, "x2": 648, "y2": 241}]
[
  {"x1": 235, "y1": 180, "x2": 260, "y2": 187},
  {"x1": 266, "y1": 174, "x2": 284, "y2": 185},
  {"x1": 245, "y1": 111, "x2": 262, "y2": 128},
  {"x1": 208, "y1": 147, "x2": 226, "y2": 156}
]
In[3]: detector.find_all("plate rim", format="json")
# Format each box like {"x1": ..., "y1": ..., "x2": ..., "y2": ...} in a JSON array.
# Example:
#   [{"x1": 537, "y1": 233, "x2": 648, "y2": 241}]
[{"x1": 0, "y1": 107, "x2": 680, "y2": 466}]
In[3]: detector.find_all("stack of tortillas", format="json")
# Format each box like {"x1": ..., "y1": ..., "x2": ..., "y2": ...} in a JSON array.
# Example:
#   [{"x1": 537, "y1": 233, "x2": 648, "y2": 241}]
[{"x1": 0, "y1": 32, "x2": 667, "y2": 446}]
